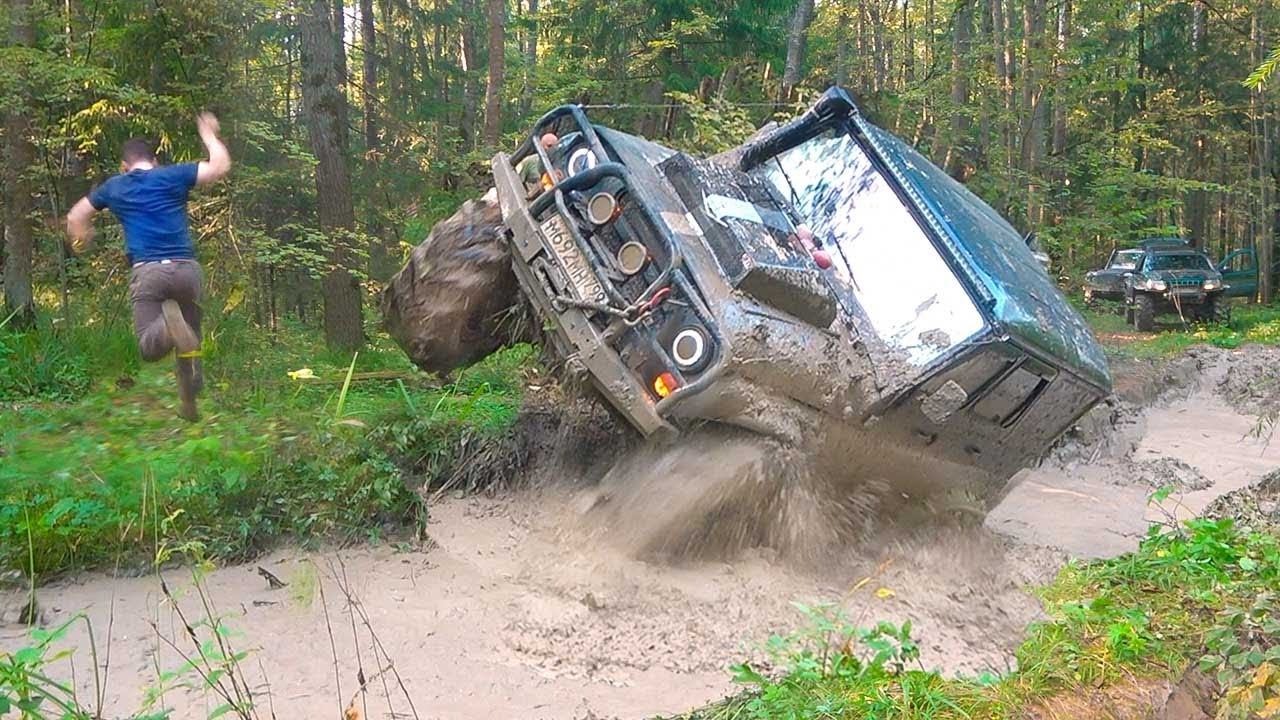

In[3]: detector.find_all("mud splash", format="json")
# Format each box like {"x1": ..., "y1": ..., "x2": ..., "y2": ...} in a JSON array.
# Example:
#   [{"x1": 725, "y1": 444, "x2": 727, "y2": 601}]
[{"x1": 570, "y1": 427, "x2": 883, "y2": 564}]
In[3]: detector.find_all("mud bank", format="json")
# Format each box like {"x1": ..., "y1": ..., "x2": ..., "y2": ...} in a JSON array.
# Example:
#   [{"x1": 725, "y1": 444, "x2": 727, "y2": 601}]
[{"x1": 3, "y1": 346, "x2": 1278, "y2": 720}]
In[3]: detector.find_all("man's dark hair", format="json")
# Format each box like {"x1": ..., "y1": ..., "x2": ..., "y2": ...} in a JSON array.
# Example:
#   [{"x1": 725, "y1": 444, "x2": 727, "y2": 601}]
[{"x1": 121, "y1": 138, "x2": 157, "y2": 166}]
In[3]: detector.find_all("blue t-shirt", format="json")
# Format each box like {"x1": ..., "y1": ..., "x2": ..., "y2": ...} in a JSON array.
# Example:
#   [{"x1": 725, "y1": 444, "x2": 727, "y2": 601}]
[{"x1": 88, "y1": 163, "x2": 199, "y2": 264}]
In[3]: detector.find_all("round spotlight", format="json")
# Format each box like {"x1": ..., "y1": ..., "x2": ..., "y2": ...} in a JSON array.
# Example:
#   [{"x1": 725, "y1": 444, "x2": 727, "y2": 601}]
[
  {"x1": 586, "y1": 192, "x2": 618, "y2": 225},
  {"x1": 567, "y1": 147, "x2": 598, "y2": 176},
  {"x1": 616, "y1": 242, "x2": 647, "y2": 275},
  {"x1": 671, "y1": 327, "x2": 710, "y2": 371}
]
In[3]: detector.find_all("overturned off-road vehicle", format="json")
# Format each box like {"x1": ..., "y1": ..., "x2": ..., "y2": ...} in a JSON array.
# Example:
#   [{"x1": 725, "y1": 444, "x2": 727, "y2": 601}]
[{"x1": 383, "y1": 87, "x2": 1112, "y2": 505}]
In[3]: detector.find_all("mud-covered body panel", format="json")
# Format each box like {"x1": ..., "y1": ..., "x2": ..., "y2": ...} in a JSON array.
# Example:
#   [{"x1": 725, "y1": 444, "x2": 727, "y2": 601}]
[{"x1": 492, "y1": 89, "x2": 1111, "y2": 492}]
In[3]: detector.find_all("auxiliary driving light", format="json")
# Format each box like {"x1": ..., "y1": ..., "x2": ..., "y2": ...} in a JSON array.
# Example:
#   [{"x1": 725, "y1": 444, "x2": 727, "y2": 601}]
[
  {"x1": 616, "y1": 241, "x2": 648, "y2": 275},
  {"x1": 653, "y1": 371, "x2": 680, "y2": 399},
  {"x1": 671, "y1": 327, "x2": 710, "y2": 371},
  {"x1": 586, "y1": 191, "x2": 620, "y2": 225}
]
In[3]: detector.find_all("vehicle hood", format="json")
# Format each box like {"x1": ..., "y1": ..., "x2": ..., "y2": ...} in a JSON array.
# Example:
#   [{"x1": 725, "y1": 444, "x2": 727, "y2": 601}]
[{"x1": 1087, "y1": 267, "x2": 1130, "y2": 279}]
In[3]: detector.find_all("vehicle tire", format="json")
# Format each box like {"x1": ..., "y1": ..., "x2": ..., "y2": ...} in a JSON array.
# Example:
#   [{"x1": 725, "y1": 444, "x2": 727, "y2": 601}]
[
  {"x1": 1133, "y1": 294, "x2": 1156, "y2": 332},
  {"x1": 1199, "y1": 296, "x2": 1228, "y2": 325},
  {"x1": 380, "y1": 196, "x2": 529, "y2": 375},
  {"x1": 1124, "y1": 306, "x2": 1135, "y2": 324}
]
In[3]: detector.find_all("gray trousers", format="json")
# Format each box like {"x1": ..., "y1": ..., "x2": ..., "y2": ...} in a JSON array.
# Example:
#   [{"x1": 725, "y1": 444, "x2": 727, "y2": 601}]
[{"x1": 129, "y1": 260, "x2": 203, "y2": 393}]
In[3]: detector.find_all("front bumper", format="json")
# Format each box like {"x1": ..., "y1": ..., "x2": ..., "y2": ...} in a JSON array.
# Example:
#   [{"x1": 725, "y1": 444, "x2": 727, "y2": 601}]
[{"x1": 492, "y1": 113, "x2": 728, "y2": 437}]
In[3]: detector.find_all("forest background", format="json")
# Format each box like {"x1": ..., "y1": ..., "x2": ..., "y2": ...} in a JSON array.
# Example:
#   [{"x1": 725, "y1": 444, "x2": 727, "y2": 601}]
[{"x1": 0, "y1": 0, "x2": 1276, "y2": 349}]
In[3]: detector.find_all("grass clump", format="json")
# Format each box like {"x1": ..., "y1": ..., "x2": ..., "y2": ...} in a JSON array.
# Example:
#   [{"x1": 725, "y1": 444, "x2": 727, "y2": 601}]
[
  {"x1": 0, "y1": 315, "x2": 533, "y2": 576},
  {"x1": 1082, "y1": 302, "x2": 1280, "y2": 359},
  {"x1": 676, "y1": 513, "x2": 1280, "y2": 720}
]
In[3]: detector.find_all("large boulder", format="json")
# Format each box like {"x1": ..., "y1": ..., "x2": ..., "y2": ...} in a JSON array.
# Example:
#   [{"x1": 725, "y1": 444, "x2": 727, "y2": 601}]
[{"x1": 380, "y1": 194, "x2": 526, "y2": 375}]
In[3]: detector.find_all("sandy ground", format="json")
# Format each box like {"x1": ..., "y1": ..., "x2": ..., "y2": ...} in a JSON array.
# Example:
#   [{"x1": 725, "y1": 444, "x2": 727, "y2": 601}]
[{"x1": 3, "y1": 346, "x2": 1279, "y2": 720}]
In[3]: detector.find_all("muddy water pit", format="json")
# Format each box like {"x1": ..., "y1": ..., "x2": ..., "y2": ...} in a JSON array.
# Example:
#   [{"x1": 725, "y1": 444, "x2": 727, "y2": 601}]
[{"x1": 3, "y1": 346, "x2": 1279, "y2": 720}]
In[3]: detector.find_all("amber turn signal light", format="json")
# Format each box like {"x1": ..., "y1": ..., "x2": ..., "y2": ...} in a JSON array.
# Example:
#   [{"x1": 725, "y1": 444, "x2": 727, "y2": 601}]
[{"x1": 653, "y1": 372, "x2": 679, "y2": 399}]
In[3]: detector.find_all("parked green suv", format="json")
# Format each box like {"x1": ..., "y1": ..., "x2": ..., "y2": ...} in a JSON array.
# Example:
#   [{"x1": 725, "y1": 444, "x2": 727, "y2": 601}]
[{"x1": 1124, "y1": 246, "x2": 1230, "y2": 330}]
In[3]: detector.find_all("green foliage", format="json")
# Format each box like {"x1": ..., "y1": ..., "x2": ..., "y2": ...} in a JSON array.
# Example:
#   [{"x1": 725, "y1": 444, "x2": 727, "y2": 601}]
[
  {"x1": 1082, "y1": 303, "x2": 1280, "y2": 359},
  {"x1": 0, "y1": 616, "x2": 96, "y2": 720},
  {"x1": 722, "y1": 604, "x2": 974, "y2": 720},
  {"x1": 678, "y1": 515, "x2": 1280, "y2": 720},
  {"x1": 1245, "y1": 46, "x2": 1280, "y2": 89},
  {"x1": 663, "y1": 92, "x2": 765, "y2": 155},
  {"x1": 0, "y1": 320, "x2": 531, "y2": 576}
]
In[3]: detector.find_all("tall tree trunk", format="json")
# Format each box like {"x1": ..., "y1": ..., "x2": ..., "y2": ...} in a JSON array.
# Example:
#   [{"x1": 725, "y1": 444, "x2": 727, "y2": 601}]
[
  {"x1": 1021, "y1": 0, "x2": 1046, "y2": 226},
  {"x1": 1050, "y1": 0, "x2": 1071, "y2": 175},
  {"x1": 300, "y1": 0, "x2": 364, "y2": 351},
  {"x1": 781, "y1": 0, "x2": 816, "y2": 98},
  {"x1": 285, "y1": 17, "x2": 295, "y2": 140},
  {"x1": 4, "y1": 0, "x2": 36, "y2": 327},
  {"x1": 989, "y1": 0, "x2": 1011, "y2": 186},
  {"x1": 1186, "y1": 0, "x2": 1208, "y2": 248},
  {"x1": 459, "y1": 0, "x2": 479, "y2": 150},
  {"x1": 946, "y1": 0, "x2": 973, "y2": 179},
  {"x1": 835, "y1": 1, "x2": 850, "y2": 87},
  {"x1": 902, "y1": 0, "x2": 913, "y2": 87},
  {"x1": 360, "y1": 0, "x2": 378, "y2": 150},
  {"x1": 1253, "y1": 14, "x2": 1275, "y2": 303},
  {"x1": 871, "y1": 1, "x2": 886, "y2": 93},
  {"x1": 333, "y1": 0, "x2": 347, "y2": 87},
  {"x1": 483, "y1": 0, "x2": 505, "y2": 145},
  {"x1": 521, "y1": 0, "x2": 538, "y2": 115}
]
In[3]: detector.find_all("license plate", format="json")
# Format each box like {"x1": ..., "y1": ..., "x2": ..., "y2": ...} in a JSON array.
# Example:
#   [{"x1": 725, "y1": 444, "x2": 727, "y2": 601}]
[{"x1": 539, "y1": 215, "x2": 608, "y2": 306}]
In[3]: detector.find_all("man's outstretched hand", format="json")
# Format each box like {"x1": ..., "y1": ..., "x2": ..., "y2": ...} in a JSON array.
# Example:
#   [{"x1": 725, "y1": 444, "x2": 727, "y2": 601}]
[
  {"x1": 195, "y1": 111, "x2": 232, "y2": 186},
  {"x1": 66, "y1": 197, "x2": 97, "y2": 254},
  {"x1": 196, "y1": 112, "x2": 221, "y2": 139}
]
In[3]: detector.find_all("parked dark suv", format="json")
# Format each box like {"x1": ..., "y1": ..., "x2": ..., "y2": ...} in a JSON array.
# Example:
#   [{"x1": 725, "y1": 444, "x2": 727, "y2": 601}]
[
  {"x1": 1086, "y1": 238, "x2": 1259, "y2": 319},
  {"x1": 1124, "y1": 247, "x2": 1229, "y2": 330},
  {"x1": 482, "y1": 87, "x2": 1111, "y2": 498}
]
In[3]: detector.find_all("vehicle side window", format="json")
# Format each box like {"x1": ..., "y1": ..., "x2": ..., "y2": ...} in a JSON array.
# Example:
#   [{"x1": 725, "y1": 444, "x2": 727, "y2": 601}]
[{"x1": 1109, "y1": 251, "x2": 1142, "y2": 270}]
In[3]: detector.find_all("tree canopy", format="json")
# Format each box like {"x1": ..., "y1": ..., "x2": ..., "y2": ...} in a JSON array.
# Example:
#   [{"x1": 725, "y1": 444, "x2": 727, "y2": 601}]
[{"x1": 1, "y1": 0, "x2": 1277, "y2": 337}]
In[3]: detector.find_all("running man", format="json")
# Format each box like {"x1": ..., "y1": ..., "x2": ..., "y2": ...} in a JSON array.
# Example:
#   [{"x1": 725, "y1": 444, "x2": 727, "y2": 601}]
[{"x1": 66, "y1": 112, "x2": 232, "y2": 421}]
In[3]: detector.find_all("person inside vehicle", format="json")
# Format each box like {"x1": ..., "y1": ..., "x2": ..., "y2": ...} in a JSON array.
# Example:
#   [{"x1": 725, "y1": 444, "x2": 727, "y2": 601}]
[{"x1": 518, "y1": 132, "x2": 560, "y2": 198}]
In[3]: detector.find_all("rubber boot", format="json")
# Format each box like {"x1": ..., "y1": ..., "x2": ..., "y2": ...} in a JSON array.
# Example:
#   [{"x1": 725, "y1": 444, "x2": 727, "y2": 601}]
[
  {"x1": 176, "y1": 357, "x2": 200, "y2": 422},
  {"x1": 163, "y1": 299, "x2": 201, "y2": 421}
]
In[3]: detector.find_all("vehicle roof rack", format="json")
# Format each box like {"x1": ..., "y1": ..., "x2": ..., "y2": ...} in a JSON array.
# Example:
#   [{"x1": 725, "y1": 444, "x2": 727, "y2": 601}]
[{"x1": 1136, "y1": 237, "x2": 1189, "y2": 249}]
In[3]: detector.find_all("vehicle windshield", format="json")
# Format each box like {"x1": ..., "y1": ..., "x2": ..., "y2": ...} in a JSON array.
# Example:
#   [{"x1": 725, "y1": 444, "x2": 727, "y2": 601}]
[
  {"x1": 755, "y1": 129, "x2": 985, "y2": 374},
  {"x1": 1109, "y1": 250, "x2": 1144, "y2": 270},
  {"x1": 1146, "y1": 253, "x2": 1212, "y2": 272},
  {"x1": 852, "y1": 119, "x2": 1110, "y2": 389}
]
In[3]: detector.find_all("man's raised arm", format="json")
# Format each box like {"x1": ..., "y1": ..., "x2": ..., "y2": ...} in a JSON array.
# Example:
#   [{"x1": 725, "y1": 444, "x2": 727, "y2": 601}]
[
  {"x1": 66, "y1": 196, "x2": 98, "y2": 254},
  {"x1": 195, "y1": 112, "x2": 231, "y2": 186}
]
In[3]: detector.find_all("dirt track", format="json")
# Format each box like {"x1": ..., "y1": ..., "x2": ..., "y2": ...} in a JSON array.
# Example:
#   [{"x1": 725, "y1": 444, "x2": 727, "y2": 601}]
[{"x1": 3, "y1": 346, "x2": 1279, "y2": 720}]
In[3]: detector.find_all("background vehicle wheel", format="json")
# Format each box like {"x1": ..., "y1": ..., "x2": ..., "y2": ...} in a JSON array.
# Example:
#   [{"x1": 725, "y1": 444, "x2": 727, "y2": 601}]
[
  {"x1": 1133, "y1": 295, "x2": 1156, "y2": 331},
  {"x1": 1199, "y1": 296, "x2": 1228, "y2": 325},
  {"x1": 1124, "y1": 306, "x2": 1136, "y2": 324}
]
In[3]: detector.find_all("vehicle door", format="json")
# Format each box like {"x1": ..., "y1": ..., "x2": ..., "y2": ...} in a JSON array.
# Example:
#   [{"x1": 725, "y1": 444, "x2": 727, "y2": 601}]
[{"x1": 1218, "y1": 248, "x2": 1258, "y2": 299}]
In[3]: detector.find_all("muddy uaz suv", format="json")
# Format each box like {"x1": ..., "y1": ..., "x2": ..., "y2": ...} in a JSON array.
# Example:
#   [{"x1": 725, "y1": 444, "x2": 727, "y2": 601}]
[{"x1": 389, "y1": 88, "x2": 1112, "y2": 501}]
